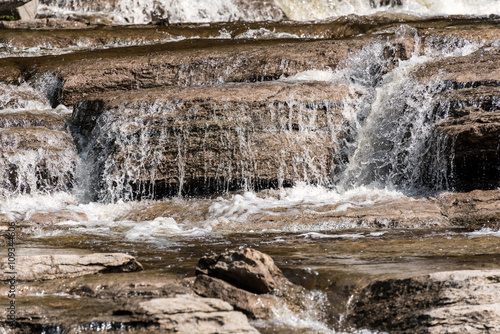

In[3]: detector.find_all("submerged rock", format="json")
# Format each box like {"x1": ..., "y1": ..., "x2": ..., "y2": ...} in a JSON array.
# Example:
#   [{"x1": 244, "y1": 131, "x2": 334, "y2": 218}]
[
  {"x1": 0, "y1": 253, "x2": 143, "y2": 281},
  {"x1": 0, "y1": 37, "x2": 370, "y2": 105},
  {"x1": 346, "y1": 270, "x2": 500, "y2": 334}
]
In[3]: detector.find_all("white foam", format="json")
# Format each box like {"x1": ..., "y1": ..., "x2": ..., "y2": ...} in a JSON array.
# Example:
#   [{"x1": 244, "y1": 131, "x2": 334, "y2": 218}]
[
  {"x1": 235, "y1": 28, "x2": 300, "y2": 40},
  {"x1": 206, "y1": 182, "x2": 406, "y2": 228},
  {"x1": 275, "y1": 0, "x2": 500, "y2": 21},
  {"x1": 281, "y1": 69, "x2": 339, "y2": 82},
  {"x1": 467, "y1": 228, "x2": 500, "y2": 238},
  {"x1": 299, "y1": 232, "x2": 365, "y2": 239}
]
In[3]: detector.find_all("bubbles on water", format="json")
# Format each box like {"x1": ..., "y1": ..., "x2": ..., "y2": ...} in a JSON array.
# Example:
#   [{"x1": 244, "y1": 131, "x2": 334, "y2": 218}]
[{"x1": 275, "y1": 0, "x2": 500, "y2": 21}]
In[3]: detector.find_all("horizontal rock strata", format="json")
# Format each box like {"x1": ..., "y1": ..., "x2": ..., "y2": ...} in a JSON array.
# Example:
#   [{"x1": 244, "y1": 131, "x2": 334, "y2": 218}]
[
  {"x1": 346, "y1": 270, "x2": 500, "y2": 334},
  {"x1": 0, "y1": 110, "x2": 76, "y2": 196},
  {"x1": 0, "y1": 37, "x2": 376, "y2": 105},
  {"x1": 73, "y1": 82, "x2": 348, "y2": 200},
  {"x1": 134, "y1": 295, "x2": 259, "y2": 333},
  {"x1": 0, "y1": 253, "x2": 143, "y2": 281},
  {"x1": 413, "y1": 47, "x2": 500, "y2": 191}
]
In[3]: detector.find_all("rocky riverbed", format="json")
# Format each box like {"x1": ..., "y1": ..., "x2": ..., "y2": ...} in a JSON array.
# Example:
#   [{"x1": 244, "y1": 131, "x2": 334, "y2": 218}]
[{"x1": 1, "y1": 0, "x2": 500, "y2": 333}]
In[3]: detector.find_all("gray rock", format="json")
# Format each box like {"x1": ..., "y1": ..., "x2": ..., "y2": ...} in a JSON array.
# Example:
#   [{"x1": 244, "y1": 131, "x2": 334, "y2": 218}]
[
  {"x1": 196, "y1": 248, "x2": 288, "y2": 294},
  {"x1": 0, "y1": 253, "x2": 143, "y2": 281},
  {"x1": 346, "y1": 270, "x2": 500, "y2": 334},
  {"x1": 0, "y1": 0, "x2": 38, "y2": 20}
]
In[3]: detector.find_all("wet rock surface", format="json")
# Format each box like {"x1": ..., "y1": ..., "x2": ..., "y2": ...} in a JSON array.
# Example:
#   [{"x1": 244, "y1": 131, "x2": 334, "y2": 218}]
[
  {"x1": 0, "y1": 109, "x2": 77, "y2": 195},
  {"x1": 346, "y1": 270, "x2": 500, "y2": 334},
  {"x1": 73, "y1": 82, "x2": 347, "y2": 200},
  {"x1": 0, "y1": 253, "x2": 143, "y2": 281}
]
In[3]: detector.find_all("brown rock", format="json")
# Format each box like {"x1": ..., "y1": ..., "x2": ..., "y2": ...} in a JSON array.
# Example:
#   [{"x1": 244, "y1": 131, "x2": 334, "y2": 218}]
[
  {"x1": 0, "y1": 253, "x2": 143, "y2": 281},
  {"x1": 0, "y1": 110, "x2": 69, "y2": 131},
  {"x1": 438, "y1": 190, "x2": 500, "y2": 229},
  {"x1": 136, "y1": 295, "x2": 260, "y2": 334},
  {"x1": 73, "y1": 82, "x2": 347, "y2": 200},
  {"x1": 0, "y1": 127, "x2": 77, "y2": 195},
  {"x1": 196, "y1": 248, "x2": 288, "y2": 294},
  {"x1": 413, "y1": 47, "x2": 500, "y2": 192},
  {"x1": 26, "y1": 210, "x2": 88, "y2": 223},
  {"x1": 0, "y1": 37, "x2": 370, "y2": 105},
  {"x1": 194, "y1": 274, "x2": 277, "y2": 319},
  {"x1": 346, "y1": 270, "x2": 500, "y2": 334}
]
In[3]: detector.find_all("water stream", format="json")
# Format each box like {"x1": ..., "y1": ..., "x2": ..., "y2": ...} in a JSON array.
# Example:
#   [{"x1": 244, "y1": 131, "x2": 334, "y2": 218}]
[{"x1": 1, "y1": 1, "x2": 500, "y2": 333}]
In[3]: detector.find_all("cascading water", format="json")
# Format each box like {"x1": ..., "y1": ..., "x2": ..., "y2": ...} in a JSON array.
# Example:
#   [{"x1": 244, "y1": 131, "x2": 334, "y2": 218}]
[
  {"x1": 0, "y1": 80, "x2": 78, "y2": 198},
  {"x1": 77, "y1": 96, "x2": 338, "y2": 202},
  {"x1": 1, "y1": 3, "x2": 500, "y2": 333},
  {"x1": 39, "y1": 0, "x2": 500, "y2": 24},
  {"x1": 275, "y1": 0, "x2": 500, "y2": 21}
]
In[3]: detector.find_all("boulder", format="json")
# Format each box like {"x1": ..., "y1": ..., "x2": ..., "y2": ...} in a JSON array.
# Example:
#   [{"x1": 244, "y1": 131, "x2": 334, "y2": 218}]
[
  {"x1": 0, "y1": 253, "x2": 143, "y2": 281},
  {"x1": 193, "y1": 274, "x2": 277, "y2": 319},
  {"x1": 196, "y1": 248, "x2": 289, "y2": 294},
  {"x1": 346, "y1": 270, "x2": 500, "y2": 334},
  {"x1": 135, "y1": 295, "x2": 260, "y2": 334}
]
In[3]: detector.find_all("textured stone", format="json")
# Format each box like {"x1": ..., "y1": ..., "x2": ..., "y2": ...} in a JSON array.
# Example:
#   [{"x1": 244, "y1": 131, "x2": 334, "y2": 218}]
[
  {"x1": 137, "y1": 295, "x2": 259, "y2": 334},
  {"x1": 193, "y1": 274, "x2": 277, "y2": 319},
  {"x1": 346, "y1": 270, "x2": 500, "y2": 334},
  {"x1": 438, "y1": 190, "x2": 500, "y2": 229},
  {"x1": 0, "y1": 37, "x2": 371, "y2": 105},
  {"x1": 196, "y1": 248, "x2": 288, "y2": 294},
  {"x1": 73, "y1": 82, "x2": 347, "y2": 200},
  {"x1": 0, "y1": 253, "x2": 143, "y2": 281}
]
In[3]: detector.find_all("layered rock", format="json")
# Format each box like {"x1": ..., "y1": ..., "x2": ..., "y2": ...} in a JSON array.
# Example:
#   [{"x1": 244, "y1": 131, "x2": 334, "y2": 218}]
[
  {"x1": 0, "y1": 37, "x2": 371, "y2": 105},
  {"x1": 0, "y1": 253, "x2": 143, "y2": 280},
  {"x1": 0, "y1": 110, "x2": 77, "y2": 196},
  {"x1": 194, "y1": 248, "x2": 318, "y2": 320},
  {"x1": 346, "y1": 270, "x2": 500, "y2": 334},
  {"x1": 134, "y1": 295, "x2": 259, "y2": 333},
  {"x1": 438, "y1": 190, "x2": 500, "y2": 229},
  {"x1": 0, "y1": 0, "x2": 38, "y2": 20},
  {"x1": 413, "y1": 47, "x2": 500, "y2": 192},
  {"x1": 73, "y1": 82, "x2": 347, "y2": 201}
]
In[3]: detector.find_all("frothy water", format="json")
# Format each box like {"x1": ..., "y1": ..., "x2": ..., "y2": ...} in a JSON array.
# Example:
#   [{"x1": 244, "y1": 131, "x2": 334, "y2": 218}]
[
  {"x1": 39, "y1": 0, "x2": 500, "y2": 24},
  {"x1": 39, "y1": 0, "x2": 284, "y2": 24},
  {"x1": 275, "y1": 0, "x2": 500, "y2": 21}
]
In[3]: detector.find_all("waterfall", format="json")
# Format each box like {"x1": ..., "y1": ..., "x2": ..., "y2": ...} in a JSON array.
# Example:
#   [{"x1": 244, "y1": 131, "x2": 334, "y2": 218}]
[
  {"x1": 39, "y1": 0, "x2": 284, "y2": 24},
  {"x1": 77, "y1": 97, "x2": 338, "y2": 202},
  {"x1": 39, "y1": 0, "x2": 500, "y2": 24},
  {"x1": 334, "y1": 26, "x2": 482, "y2": 194},
  {"x1": 0, "y1": 80, "x2": 78, "y2": 197}
]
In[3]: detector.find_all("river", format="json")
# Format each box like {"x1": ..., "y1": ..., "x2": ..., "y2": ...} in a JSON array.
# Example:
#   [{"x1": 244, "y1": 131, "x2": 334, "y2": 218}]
[{"x1": 1, "y1": 0, "x2": 500, "y2": 333}]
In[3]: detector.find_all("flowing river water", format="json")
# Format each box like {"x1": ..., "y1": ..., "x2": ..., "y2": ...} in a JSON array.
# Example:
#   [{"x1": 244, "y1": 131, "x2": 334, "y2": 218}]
[{"x1": 1, "y1": 0, "x2": 500, "y2": 333}]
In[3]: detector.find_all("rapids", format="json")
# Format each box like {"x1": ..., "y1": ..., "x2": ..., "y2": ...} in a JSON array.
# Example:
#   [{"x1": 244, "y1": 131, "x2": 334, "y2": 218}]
[{"x1": 1, "y1": 0, "x2": 500, "y2": 333}]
